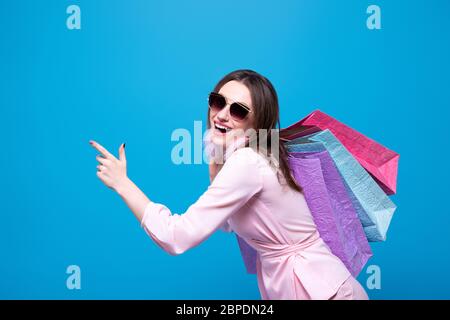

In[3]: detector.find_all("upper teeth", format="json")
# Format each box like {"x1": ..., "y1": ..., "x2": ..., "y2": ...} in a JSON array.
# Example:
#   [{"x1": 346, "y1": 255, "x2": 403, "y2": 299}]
[{"x1": 215, "y1": 124, "x2": 230, "y2": 131}]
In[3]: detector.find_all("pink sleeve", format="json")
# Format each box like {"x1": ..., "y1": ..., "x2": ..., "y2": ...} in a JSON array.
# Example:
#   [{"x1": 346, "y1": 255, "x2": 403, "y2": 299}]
[{"x1": 140, "y1": 148, "x2": 263, "y2": 255}]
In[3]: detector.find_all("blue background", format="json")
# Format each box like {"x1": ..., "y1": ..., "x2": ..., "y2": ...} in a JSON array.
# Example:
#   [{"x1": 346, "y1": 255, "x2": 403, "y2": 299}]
[{"x1": 1, "y1": 0, "x2": 449, "y2": 299}]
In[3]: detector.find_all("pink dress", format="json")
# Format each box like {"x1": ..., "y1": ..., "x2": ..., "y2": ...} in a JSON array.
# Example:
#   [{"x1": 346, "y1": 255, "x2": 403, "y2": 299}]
[{"x1": 140, "y1": 147, "x2": 368, "y2": 300}]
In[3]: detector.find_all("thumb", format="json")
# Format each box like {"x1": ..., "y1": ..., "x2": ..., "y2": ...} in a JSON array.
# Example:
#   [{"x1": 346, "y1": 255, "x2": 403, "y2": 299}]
[{"x1": 119, "y1": 143, "x2": 126, "y2": 162}]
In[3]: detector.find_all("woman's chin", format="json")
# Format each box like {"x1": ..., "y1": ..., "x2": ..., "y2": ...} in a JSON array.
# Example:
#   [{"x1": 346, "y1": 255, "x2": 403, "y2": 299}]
[{"x1": 211, "y1": 134, "x2": 226, "y2": 146}]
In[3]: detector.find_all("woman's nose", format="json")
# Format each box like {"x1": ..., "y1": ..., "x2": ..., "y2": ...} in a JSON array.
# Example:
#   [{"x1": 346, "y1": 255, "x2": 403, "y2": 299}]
[{"x1": 216, "y1": 105, "x2": 230, "y2": 121}]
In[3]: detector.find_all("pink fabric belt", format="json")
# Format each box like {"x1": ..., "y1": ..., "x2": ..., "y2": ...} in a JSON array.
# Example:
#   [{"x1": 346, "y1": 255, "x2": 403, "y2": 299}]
[
  {"x1": 250, "y1": 232, "x2": 350, "y2": 299},
  {"x1": 253, "y1": 232, "x2": 322, "y2": 259}
]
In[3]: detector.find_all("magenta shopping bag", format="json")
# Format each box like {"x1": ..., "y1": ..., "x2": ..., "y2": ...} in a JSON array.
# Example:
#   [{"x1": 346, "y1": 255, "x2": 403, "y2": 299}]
[{"x1": 281, "y1": 110, "x2": 399, "y2": 195}]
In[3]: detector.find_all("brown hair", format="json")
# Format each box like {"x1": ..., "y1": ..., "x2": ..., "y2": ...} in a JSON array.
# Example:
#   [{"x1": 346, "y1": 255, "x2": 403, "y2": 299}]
[{"x1": 207, "y1": 69, "x2": 302, "y2": 193}]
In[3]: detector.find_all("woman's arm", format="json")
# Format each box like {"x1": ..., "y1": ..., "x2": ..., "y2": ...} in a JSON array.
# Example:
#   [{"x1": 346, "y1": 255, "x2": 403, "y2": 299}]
[
  {"x1": 139, "y1": 148, "x2": 263, "y2": 255},
  {"x1": 209, "y1": 161, "x2": 234, "y2": 233},
  {"x1": 90, "y1": 140, "x2": 262, "y2": 256},
  {"x1": 116, "y1": 162, "x2": 226, "y2": 228},
  {"x1": 115, "y1": 177, "x2": 151, "y2": 223},
  {"x1": 209, "y1": 162, "x2": 223, "y2": 183}
]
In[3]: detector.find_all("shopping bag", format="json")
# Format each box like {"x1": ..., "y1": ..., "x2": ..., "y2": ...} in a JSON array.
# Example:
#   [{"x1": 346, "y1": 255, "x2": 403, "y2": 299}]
[
  {"x1": 236, "y1": 235, "x2": 258, "y2": 274},
  {"x1": 281, "y1": 110, "x2": 399, "y2": 195},
  {"x1": 286, "y1": 129, "x2": 396, "y2": 242},
  {"x1": 288, "y1": 153, "x2": 373, "y2": 277}
]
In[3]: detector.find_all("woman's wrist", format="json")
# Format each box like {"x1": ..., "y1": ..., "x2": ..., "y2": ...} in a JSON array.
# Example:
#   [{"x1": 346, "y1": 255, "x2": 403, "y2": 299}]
[
  {"x1": 115, "y1": 176, "x2": 133, "y2": 197},
  {"x1": 115, "y1": 176, "x2": 151, "y2": 223}
]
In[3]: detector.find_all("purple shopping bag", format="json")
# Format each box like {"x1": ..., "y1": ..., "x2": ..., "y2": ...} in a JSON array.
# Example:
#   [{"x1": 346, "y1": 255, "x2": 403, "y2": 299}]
[
  {"x1": 236, "y1": 234, "x2": 258, "y2": 274},
  {"x1": 287, "y1": 152, "x2": 373, "y2": 277},
  {"x1": 236, "y1": 150, "x2": 372, "y2": 277}
]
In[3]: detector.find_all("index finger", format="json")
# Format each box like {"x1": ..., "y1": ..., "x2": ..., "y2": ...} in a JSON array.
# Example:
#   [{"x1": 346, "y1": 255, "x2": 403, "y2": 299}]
[{"x1": 89, "y1": 140, "x2": 115, "y2": 159}]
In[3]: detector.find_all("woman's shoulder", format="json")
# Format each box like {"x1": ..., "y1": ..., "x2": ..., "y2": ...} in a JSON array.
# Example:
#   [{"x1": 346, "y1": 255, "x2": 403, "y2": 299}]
[
  {"x1": 227, "y1": 147, "x2": 264, "y2": 164},
  {"x1": 212, "y1": 147, "x2": 265, "y2": 191},
  {"x1": 227, "y1": 147, "x2": 280, "y2": 174}
]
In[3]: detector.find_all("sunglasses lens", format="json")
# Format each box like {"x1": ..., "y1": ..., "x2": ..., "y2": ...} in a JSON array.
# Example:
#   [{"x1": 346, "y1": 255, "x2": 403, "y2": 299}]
[
  {"x1": 230, "y1": 103, "x2": 250, "y2": 120},
  {"x1": 208, "y1": 93, "x2": 226, "y2": 112}
]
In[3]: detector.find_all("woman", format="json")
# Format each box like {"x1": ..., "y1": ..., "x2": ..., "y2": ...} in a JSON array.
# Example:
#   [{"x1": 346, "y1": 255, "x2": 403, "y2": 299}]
[{"x1": 89, "y1": 69, "x2": 369, "y2": 300}]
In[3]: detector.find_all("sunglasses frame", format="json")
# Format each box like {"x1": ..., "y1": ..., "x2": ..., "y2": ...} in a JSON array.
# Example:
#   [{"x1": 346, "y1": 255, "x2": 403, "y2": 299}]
[{"x1": 207, "y1": 92, "x2": 252, "y2": 121}]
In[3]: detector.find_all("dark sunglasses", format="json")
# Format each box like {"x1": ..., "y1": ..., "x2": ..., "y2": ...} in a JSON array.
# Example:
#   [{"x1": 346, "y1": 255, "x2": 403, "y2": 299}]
[{"x1": 208, "y1": 92, "x2": 252, "y2": 121}]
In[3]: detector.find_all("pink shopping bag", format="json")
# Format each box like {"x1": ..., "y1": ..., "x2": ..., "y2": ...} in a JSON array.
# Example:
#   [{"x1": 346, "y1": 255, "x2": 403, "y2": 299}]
[{"x1": 280, "y1": 110, "x2": 399, "y2": 195}]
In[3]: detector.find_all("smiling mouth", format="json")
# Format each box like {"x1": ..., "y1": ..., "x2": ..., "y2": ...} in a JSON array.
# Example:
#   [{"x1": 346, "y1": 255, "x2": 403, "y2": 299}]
[{"x1": 214, "y1": 123, "x2": 231, "y2": 134}]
